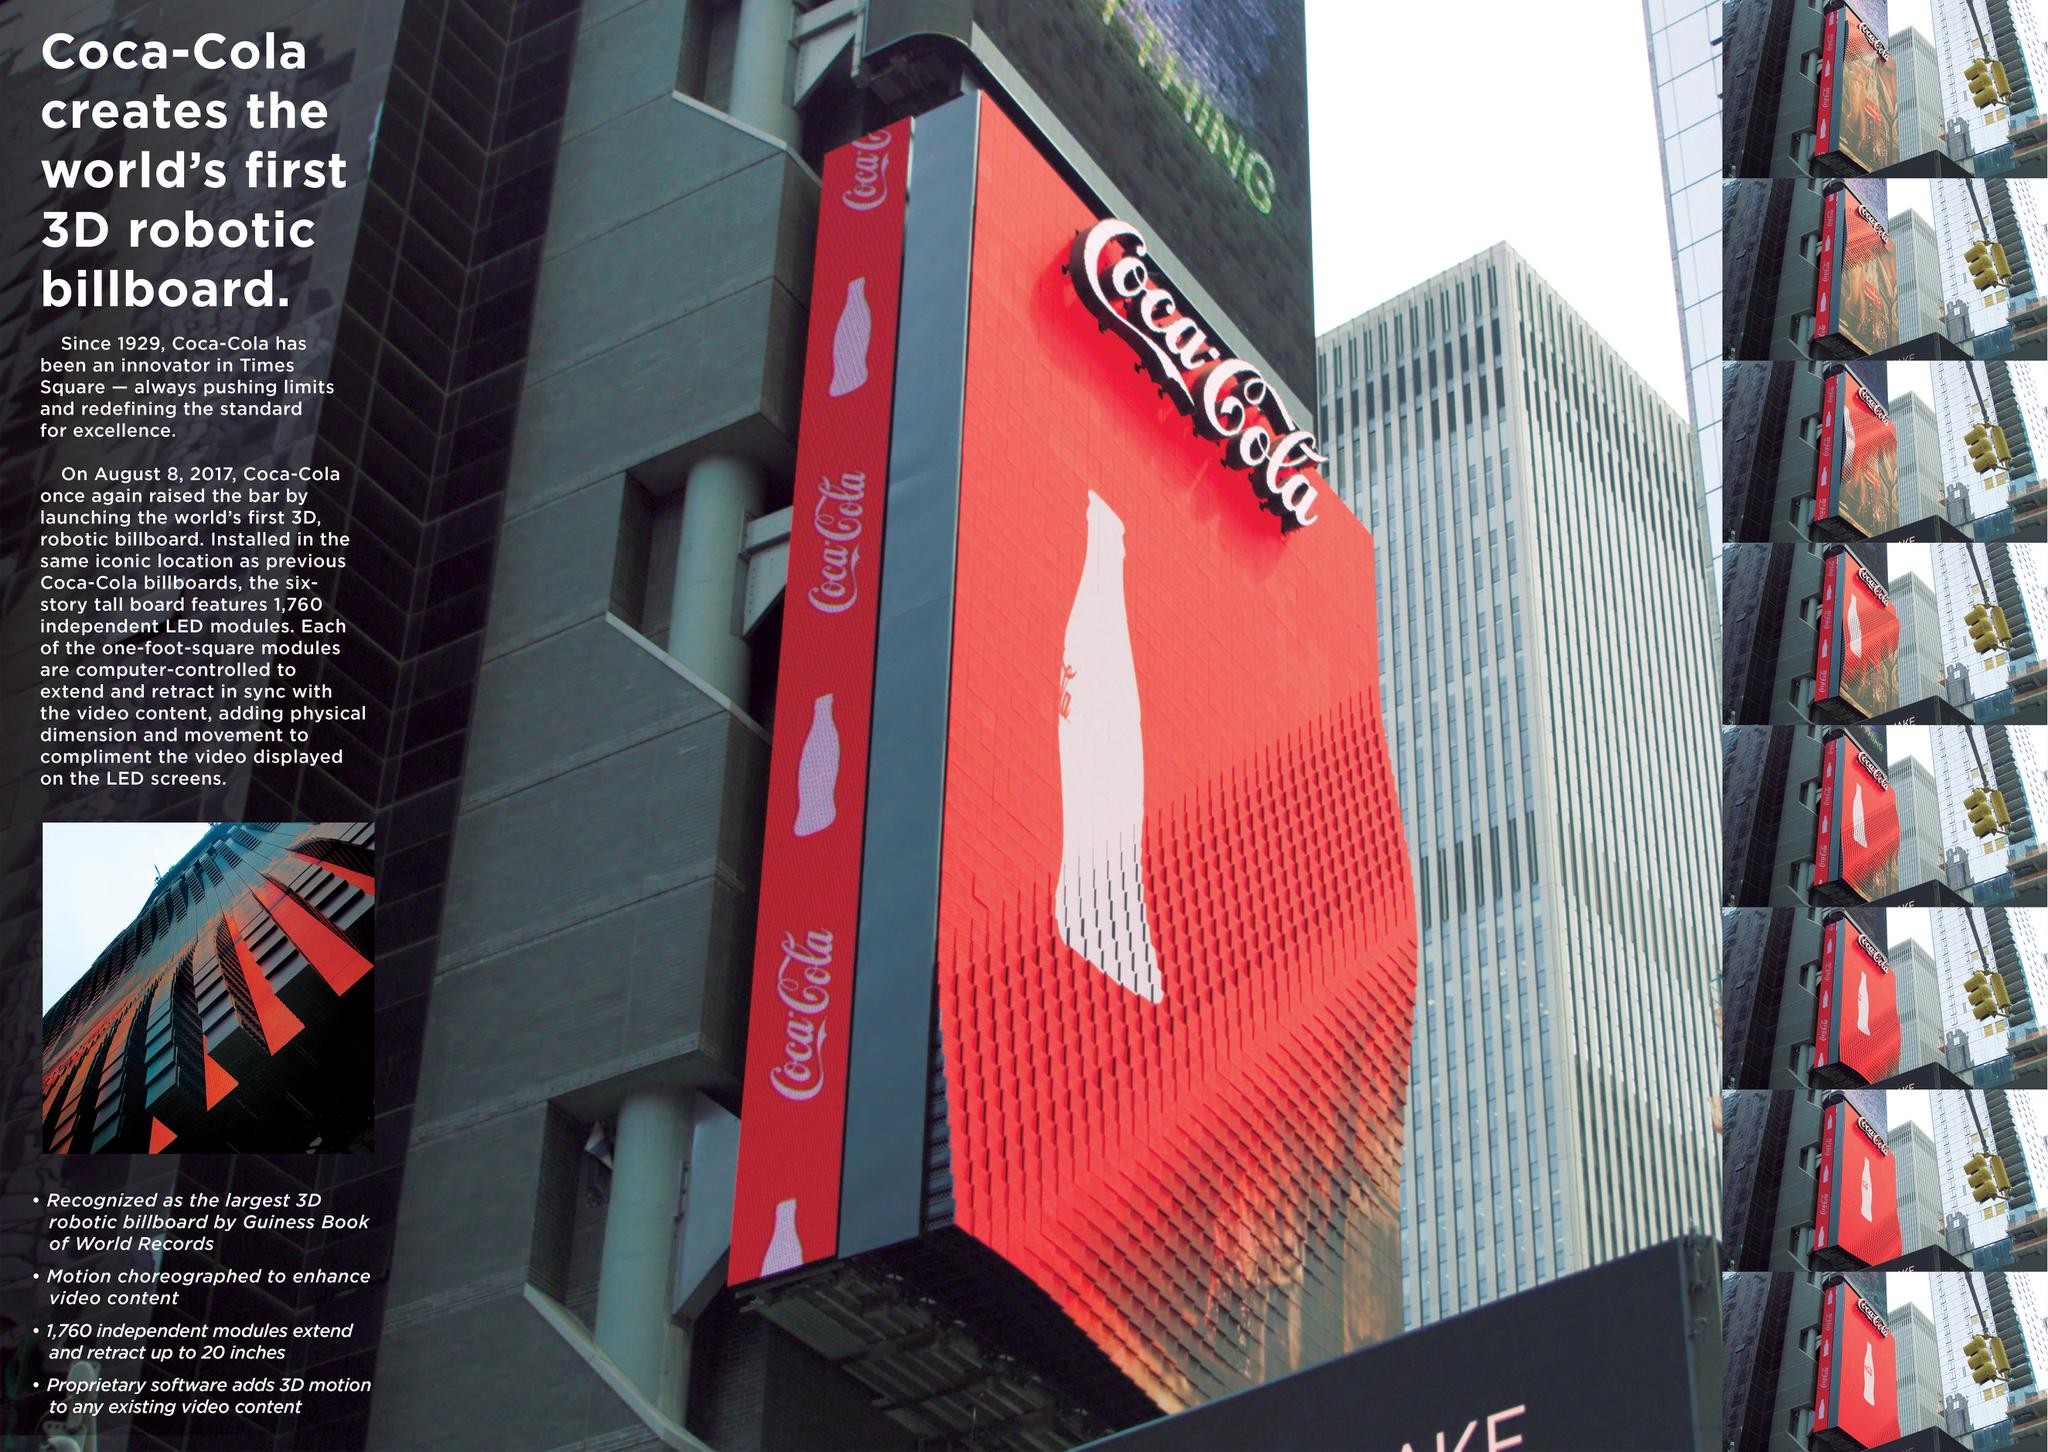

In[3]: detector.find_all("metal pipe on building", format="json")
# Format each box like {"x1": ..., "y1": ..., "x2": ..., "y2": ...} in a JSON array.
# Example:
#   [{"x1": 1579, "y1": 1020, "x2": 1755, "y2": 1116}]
[
  {"x1": 594, "y1": 1086, "x2": 694, "y2": 1420},
  {"x1": 727, "y1": 0, "x2": 800, "y2": 147},
  {"x1": 670, "y1": 453, "x2": 766, "y2": 702}
]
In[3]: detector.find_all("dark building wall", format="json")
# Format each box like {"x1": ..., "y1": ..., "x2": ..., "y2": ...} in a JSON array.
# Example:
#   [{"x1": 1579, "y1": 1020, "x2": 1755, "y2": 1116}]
[
  {"x1": 1725, "y1": 181, "x2": 1836, "y2": 362},
  {"x1": 366, "y1": 0, "x2": 816, "y2": 1444}
]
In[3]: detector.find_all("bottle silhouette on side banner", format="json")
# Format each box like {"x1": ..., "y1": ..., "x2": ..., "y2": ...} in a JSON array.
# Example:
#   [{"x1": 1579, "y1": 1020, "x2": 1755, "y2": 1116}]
[
  {"x1": 762, "y1": 1198, "x2": 804, "y2": 1276},
  {"x1": 1847, "y1": 590, "x2": 1864, "y2": 658},
  {"x1": 1861, "y1": 1159, "x2": 1873, "y2": 1220},
  {"x1": 1857, "y1": 969, "x2": 1870, "y2": 1035},
  {"x1": 1852, "y1": 783, "x2": 1868, "y2": 847},
  {"x1": 1863, "y1": 1343, "x2": 1876, "y2": 1404},
  {"x1": 794, "y1": 694, "x2": 840, "y2": 837},
  {"x1": 1055, "y1": 491, "x2": 1163, "y2": 1003},
  {"x1": 828, "y1": 278, "x2": 871, "y2": 397}
]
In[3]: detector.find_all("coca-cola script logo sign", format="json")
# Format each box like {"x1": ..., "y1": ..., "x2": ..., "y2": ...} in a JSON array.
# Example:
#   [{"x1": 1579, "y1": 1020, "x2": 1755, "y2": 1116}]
[
  {"x1": 842, "y1": 132, "x2": 890, "y2": 212},
  {"x1": 769, "y1": 930, "x2": 834, "y2": 1101},
  {"x1": 808, "y1": 470, "x2": 865, "y2": 615},
  {"x1": 1069, "y1": 218, "x2": 1323, "y2": 531}
]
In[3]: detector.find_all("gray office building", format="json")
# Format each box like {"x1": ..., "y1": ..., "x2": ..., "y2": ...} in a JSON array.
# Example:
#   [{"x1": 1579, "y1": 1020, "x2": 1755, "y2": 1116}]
[
  {"x1": 1317, "y1": 245, "x2": 1721, "y2": 1329},
  {"x1": 1891, "y1": 1295, "x2": 1947, "y2": 1436},
  {"x1": 1896, "y1": 754, "x2": 1948, "y2": 894},
  {"x1": 1894, "y1": 1119, "x2": 1947, "y2": 1257},
  {"x1": 1641, "y1": 0, "x2": 1723, "y2": 558},
  {"x1": 1894, "y1": 209, "x2": 1948, "y2": 351},
  {"x1": 1892, "y1": 27, "x2": 1949, "y2": 165},
  {"x1": 1893, "y1": 935, "x2": 1948, "y2": 1075},
  {"x1": 1896, "y1": 391, "x2": 1952, "y2": 530},
  {"x1": 1896, "y1": 567, "x2": 1949, "y2": 710}
]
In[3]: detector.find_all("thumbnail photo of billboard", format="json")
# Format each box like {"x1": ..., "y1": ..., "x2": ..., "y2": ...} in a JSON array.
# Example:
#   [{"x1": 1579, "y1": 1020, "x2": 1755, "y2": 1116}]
[
  {"x1": 1814, "y1": 733, "x2": 1901, "y2": 901},
  {"x1": 862, "y1": 0, "x2": 1314, "y2": 402},
  {"x1": 1813, "y1": 913, "x2": 1900, "y2": 1083},
  {"x1": 1813, "y1": 1097, "x2": 1902, "y2": 1265},
  {"x1": 1814, "y1": 187, "x2": 1898, "y2": 356},
  {"x1": 927, "y1": 99, "x2": 1416, "y2": 1409},
  {"x1": 41, "y1": 822, "x2": 375, "y2": 1154},
  {"x1": 1814, "y1": 368, "x2": 1899, "y2": 537},
  {"x1": 1814, "y1": 2, "x2": 1898, "y2": 173},
  {"x1": 1813, "y1": 549, "x2": 1900, "y2": 717},
  {"x1": 1813, "y1": 1278, "x2": 1902, "y2": 1447}
]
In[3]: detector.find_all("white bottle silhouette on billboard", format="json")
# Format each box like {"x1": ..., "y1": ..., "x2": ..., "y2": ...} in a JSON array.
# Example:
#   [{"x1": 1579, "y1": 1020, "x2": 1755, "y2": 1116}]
[
  {"x1": 1861, "y1": 1159, "x2": 1873, "y2": 1220},
  {"x1": 794, "y1": 694, "x2": 840, "y2": 837},
  {"x1": 1055, "y1": 491, "x2": 1163, "y2": 1003},
  {"x1": 828, "y1": 278, "x2": 871, "y2": 397},
  {"x1": 1852, "y1": 783, "x2": 1868, "y2": 847},
  {"x1": 762, "y1": 1198, "x2": 803, "y2": 1276},
  {"x1": 1857, "y1": 969, "x2": 1870, "y2": 1035},
  {"x1": 1864, "y1": 1343, "x2": 1876, "y2": 1404},
  {"x1": 1846, "y1": 591, "x2": 1864, "y2": 658}
]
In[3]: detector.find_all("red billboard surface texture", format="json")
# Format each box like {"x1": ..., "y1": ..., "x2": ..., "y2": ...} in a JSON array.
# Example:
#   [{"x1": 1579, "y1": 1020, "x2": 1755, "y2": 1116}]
[
  {"x1": 1814, "y1": 1280, "x2": 1902, "y2": 1446},
  {"x1": 934, "y1": 99, "x2": 1418, "y2": 1410},
  {"x1": 1814, "y1": 553, "x2": 1900, "y2": 716},
  {"x1": 1814, "y1": 1100, "x2": 1903, "y2": 1265},
  {"x1": 728, "y1": 122, "x2": 909, "y2": 1283},
  {"x1": 1814, "y1": 736, "x2": 1901, "y2": 901},
  {"x1": 1814, "y1": 917, "x2": 1901, "y2": 1082},
  {"x1": 1815, "y1": 5, "x2": 1898, "y2": 172},
  {"x1": 1830, "y1": 377, "x2": 1899, "y2": 537}
]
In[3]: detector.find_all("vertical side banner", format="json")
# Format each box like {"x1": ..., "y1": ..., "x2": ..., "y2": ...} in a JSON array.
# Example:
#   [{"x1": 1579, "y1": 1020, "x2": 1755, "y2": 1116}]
[
  {"x1": 730, "y1": 120, "x2": 911, "y2": 1284},
  {"x1": 1814, "y1": 188, "x2": 1841, "y2": 343},
  {"x1": 1816, "y1": 369, "x2": 1841, "y2": 520},
  {"x1": 1815, "y1": 8, "x2": 1840, "y2": 156},
  {"x1": 1816, "y1": 736, "x2": 1841, "y2": 887},
  {"x1": 1814, "y1": 552, "x2": 1840, "y2": 704}
]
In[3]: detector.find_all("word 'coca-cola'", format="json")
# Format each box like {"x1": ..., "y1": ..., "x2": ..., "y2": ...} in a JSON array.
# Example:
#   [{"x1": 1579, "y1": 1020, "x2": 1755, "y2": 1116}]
[
  {"x1": 807, "y1": 470, "x2": 865, "y2": 615},
  {"x1": 1069, "y1": 218, "x2": 1323, "y2": 530},
  {"x1": 842, "y1": 132, "x2": 890, "y2": 212},
  {"x1": 768, "y1": 929, "x2": 834, "y2": 1101}
]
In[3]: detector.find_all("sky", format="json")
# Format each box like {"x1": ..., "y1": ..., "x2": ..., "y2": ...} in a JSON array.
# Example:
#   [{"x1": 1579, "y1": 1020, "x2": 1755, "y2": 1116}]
[
  {"x1": 1306, "y1": 0, "x2": 1688, "y2": 411},
  {"x1": 43, "y1": 821, "x2": 210, "y2": 1011}
]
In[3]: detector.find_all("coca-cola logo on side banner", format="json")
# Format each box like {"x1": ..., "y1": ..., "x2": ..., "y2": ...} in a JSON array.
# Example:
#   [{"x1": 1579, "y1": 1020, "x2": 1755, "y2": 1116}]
[
  {"x1": 1069, "y1": 218, "x2": 1323, "y2": 531},
  {"x1": 768, "y1": 930, "x2": 834, "y2": 1102},
  {"x1": 807, "y1": 470, "x2": 866, "y2": 615},
  {"x1": 842, "y1": 133, "x2": 889, "y2": 212}
]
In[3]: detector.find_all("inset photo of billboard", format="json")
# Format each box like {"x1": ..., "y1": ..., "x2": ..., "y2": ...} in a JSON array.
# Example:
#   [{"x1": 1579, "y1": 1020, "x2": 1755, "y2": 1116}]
[
  {"x1": 1722, "y1": 0, "x2": 1903, "y2": 177},
  {"x1": 42, "y1": 822, "x2": 375, "y2": 1154},
  {"x1": 1721, "y1": 361, "x2": 2045, "y2": 546}
]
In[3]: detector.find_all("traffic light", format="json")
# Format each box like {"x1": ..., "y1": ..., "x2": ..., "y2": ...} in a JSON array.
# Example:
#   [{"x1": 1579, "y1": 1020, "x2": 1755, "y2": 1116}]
[
  {"x1": 1965, "y1": 1332, "x2": 2012, "y2": 1384},
  {"x1": 1965, "y1": 423, "x2": 2012, "y2": 473},
  {"x1": 1965, "y1": 606, "x2": 2012, "y2": 655},
  {"x1": 1965, "y1": 970, "x2": 2011, "y2": 1020},
  {"x1": 1965, "y1": 240, "x2": 2013, "y2": 292},
  {"x1": 1965, "y1": 57, "x2": 2013, "y2": 109}
]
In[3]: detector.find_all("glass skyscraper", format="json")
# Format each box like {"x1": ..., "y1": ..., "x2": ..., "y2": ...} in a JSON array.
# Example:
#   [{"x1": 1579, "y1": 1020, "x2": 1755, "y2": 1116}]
[
  {"x1": 1642, "y1": 0, "x2": 1723, "y2": 552},
  {"x1": 1316, "y1": 245, "x2": 1720, "y2": 1327}
]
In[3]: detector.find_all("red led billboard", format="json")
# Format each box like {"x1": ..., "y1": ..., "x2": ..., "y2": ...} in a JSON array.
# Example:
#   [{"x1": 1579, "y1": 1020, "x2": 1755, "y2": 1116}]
[
  {"x1": 1814, "y1": 369, "x2": 1899, "y2": 537},
  {"x1": 1813, "y1": 1280, "x2": 1902, "y2": 1447},
  {"x1": 1814, "y1": 1099, "x2": 1902, "y2": 1265},
  {"x1": 1814, "y1": 4, "x2": 1898, "y2": 173},
  {"x1": 1814, "y1": 189, "x2": 1897, "y2": 356},
  {"x1": 1813, "y1": 734, "x2": 1901, "y2": 901},
  {"x1": 1813, "y1": 915, "x2": 1900, "y2": 1083},
  {"x1": 1813, "y1": 551, "x2": 1899, "y2": 716},
  {"x1": 926, "y1": 98, "x2": 1417, "y2": 1407},
  {"x1": 729, "y1": 122, "x2": 911, "y2": 1282}
]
